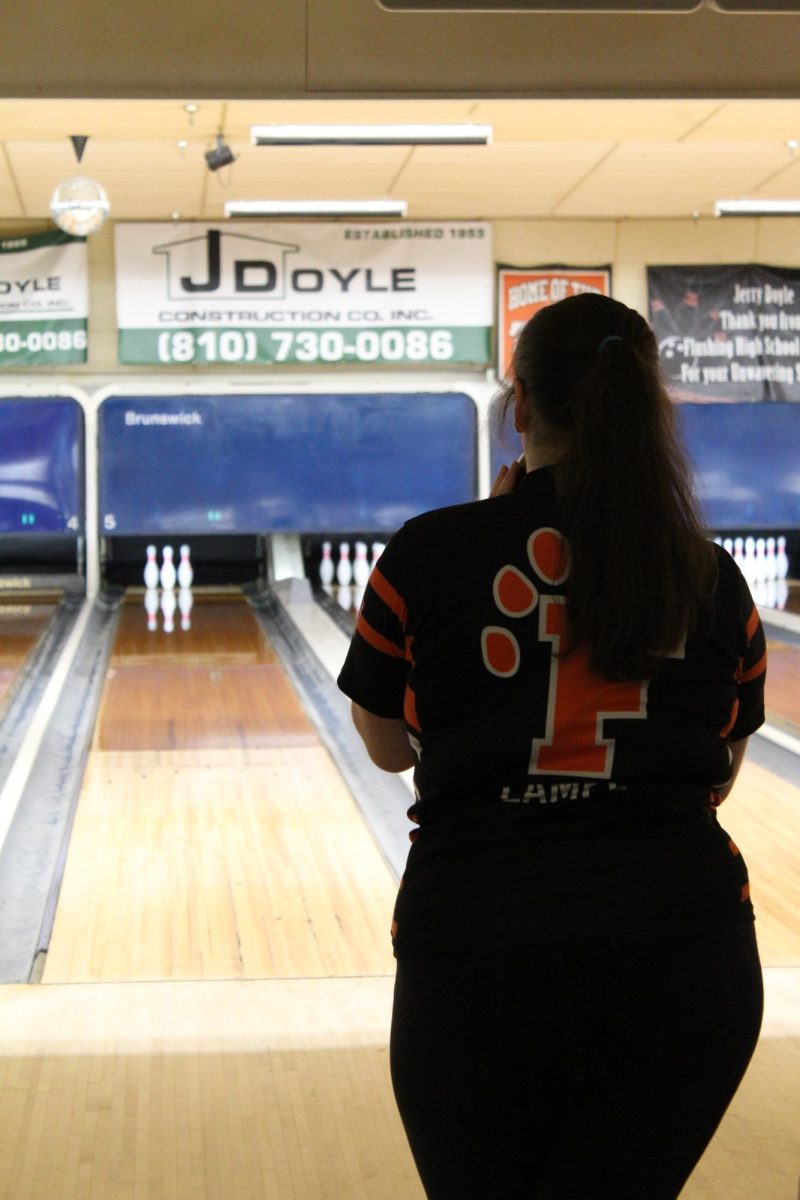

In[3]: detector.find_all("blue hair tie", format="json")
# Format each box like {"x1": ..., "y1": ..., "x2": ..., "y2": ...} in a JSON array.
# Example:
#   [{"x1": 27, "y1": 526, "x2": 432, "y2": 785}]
[{"x1": 598, "y1": 335, "x2": 623, "y2": 351}]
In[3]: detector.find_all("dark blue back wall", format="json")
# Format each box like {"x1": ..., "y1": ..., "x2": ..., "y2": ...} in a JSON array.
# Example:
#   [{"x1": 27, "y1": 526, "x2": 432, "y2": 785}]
[
  {"x1": 490, "y1": 401, "x2": 800, "y2": 531},
  {"x1": 0, "y1": 397, "x2": 84, "y2": 534},
  {"x1": 677, "y1": 402, "x2": 800, "y2": 530},
  {"x1": 99, "y1": 392, "x2": 477, "y2": 535}
]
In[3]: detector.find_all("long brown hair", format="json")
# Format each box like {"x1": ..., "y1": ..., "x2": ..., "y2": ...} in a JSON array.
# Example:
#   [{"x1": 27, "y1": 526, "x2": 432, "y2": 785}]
[{"x1": 510, "y1": 292, "x2": 716, "y2": 680}]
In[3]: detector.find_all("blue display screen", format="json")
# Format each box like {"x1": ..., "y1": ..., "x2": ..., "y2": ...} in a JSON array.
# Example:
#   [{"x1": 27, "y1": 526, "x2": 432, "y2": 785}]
[
  {"x1": 490, "y1": 400, "x2": 800, "y2": 531},
  {"x1": 676, "y1": 402, "x2": 800, "y2": 530},
  {"x1": 99, "y1": 392, "x2": 478, "y2": 535},
  {"x1": 0, "y1": 397, "x2": 84, "y2": 534}
]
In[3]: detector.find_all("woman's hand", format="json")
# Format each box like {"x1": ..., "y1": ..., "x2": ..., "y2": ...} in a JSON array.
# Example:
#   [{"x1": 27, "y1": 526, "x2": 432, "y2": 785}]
[{"x1": 490, "y1": 456, "x2": 526, "y2": 498}]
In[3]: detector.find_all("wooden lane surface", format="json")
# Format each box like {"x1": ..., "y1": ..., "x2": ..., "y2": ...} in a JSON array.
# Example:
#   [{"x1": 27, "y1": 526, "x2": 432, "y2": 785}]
[
  {"x1": 0, "y1": 977, "x2": 424, "y2": 1200},
  {"x1": 0, "y1": 973, "x2": 796, "y2": 1200},
  {"x1": 97, "y1": 664, "x2": 318, "y2": 751},
  {"x1": 43, "y1": 748, "x2": 398, "y2": 982},
  {"x1": 718, "y1": 758, "x2": 800, "y2": 966},
  {"x1": 114, "y1": 590, "x2": 279, "y2": 666},
  {"x1": 43, "y1": 591, "x2": 398, "y2": 983},
  {"x1": 763, "y1": 637, "x2": 800, "y2": 735},
  {"x1": 0, "y1": 598, "x2": 58, "y2": 710}
]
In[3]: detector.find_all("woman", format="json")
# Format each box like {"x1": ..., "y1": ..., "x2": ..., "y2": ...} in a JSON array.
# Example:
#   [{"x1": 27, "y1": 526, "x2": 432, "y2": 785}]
[{"x1": 337, "y1": 293, "x2": 765, "y2": 1199}]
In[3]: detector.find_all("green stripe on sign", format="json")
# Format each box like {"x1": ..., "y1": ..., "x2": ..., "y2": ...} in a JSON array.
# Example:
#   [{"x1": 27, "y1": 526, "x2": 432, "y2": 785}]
[
  {"x1": 0, "y1": 319, "x2": 88, "y2": 367},
  {"x1": 119, "y1": 325, "x2": 492, "y2": 366}
]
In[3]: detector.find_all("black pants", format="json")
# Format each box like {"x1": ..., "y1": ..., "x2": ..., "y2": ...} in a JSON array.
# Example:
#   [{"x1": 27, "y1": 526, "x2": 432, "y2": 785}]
[{"x1": 390, "y1": 923, "x2": 763, "y2": 1199}]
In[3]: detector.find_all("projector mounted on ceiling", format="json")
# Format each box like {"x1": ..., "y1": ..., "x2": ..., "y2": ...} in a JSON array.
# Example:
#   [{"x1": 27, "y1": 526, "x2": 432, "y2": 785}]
[{"x1": 205, "y1": 134, "x2": 236, "y2": 173}]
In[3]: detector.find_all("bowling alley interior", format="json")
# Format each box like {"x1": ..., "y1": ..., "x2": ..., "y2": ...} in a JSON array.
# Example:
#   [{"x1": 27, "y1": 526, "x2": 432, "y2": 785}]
[{"x1": 1, "y1": 2, "x2": 800, "y2": 1197}]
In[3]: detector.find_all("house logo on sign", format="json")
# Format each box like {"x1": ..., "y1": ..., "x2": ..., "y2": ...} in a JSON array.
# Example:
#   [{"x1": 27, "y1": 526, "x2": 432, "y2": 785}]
[{"x1": 153, "y1": 229, "x2": 300, "y2": 301}]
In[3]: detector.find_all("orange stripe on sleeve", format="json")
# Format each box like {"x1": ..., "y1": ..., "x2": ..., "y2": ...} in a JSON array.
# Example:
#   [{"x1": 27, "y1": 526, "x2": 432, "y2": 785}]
[
  {"x1": 720, "y1": 698, "x2": 739, "y2": 739},
  {"x1": 740, "y1": 651, "x2": 767, "y2": 684},
  {"x1": 745, "y1": 605, "x2": 760, "y2": 645},
  {"x1": 355, "y1": 613, "x2": 406, "y2": 659},
  {"x1": 370, "y1": 566, "x2": 408, "y2": 628},
  {"x1": 404, "y1": 685, "x2": 421, "y2": 732}
]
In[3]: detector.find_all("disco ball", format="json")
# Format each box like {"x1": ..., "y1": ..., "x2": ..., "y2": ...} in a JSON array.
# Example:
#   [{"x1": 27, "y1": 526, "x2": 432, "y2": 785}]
[{"x1": 50, "y1": 175, "x2": 110, "y2": 236}]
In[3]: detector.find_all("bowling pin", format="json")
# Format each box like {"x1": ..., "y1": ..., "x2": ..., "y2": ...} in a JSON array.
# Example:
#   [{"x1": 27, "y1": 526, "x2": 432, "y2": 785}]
[
  {"x1": 722, "y1": 537, "x2": 734, "y2": 557},
  {"x1": 353, "y1": 541, "x2": 370, "y2": 587},
  {"x1": 765, "y1": 537, "x2": 776, "y2": 581},
  {"x1": 160, "y1": 545, "x2": 177, "y2": 590},
  {"x1": 776, "y1": 578, "x2": 789, "y2": 610},
  {"x1": 743, "y1": 537, "x2": 756, "y2": 586},
  {"x1": 370, "y1": 542, "x2": 386, "y2": 571},
  {"x1": 336, "y1": 542, "x2": 353, "y2": 586},
  {"x1": 733, "y1": 537, "x2": 745, "y2": 574},
  {"x1": 319, "y1": 541, "x2": 335, "y2": 585},
  {"x1": 144, "y1": 544, "x2": 160, "y2": 590},
  {"x1": 178, "y1": 587, "x2": 193, "y2": 631},
  {"x1": 776, "y1": 536, "x2": 789, "y2": 580},
  {"x1": 337, "y1": 583, "x2": 352, "y2": 612},
  {"x1": 177, "y1": 544, "x2": 193, "y2": 589},
  {"x1": 754, "y1": 538, "x2": 766, "y2": 584},
  {"x1": 161, "y1": 588, "x2": 177, "y2": 634},
  {"x1": 765, "y1": 577, "x2": 778, "y2": 609},
  {"x1": 144, "y1": 587, "x2": 160, "y2": 632}
]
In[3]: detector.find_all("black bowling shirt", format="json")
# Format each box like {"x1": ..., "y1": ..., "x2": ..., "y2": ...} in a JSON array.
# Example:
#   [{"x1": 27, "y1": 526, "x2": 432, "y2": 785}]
[{"x1": 338, "y1": 467, "x2": 767, "y2": 956}]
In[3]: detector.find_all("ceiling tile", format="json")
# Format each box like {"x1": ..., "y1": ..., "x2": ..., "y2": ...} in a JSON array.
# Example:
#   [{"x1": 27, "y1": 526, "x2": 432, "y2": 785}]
[
  {"x1": 555, "y1": 142, "x2": 794, "y2": 218},
  {"x1": 470, "y1": 99, "x2": 722, "y2": 143},
  {"x1": 391, "y1": 142, "x2": 614, "y2": 218}
]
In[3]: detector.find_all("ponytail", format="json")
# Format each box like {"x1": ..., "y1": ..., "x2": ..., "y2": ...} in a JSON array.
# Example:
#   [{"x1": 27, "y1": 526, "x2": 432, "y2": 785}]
[{"x1": 512, "y1": 293, "x2": 716, "y2": 680}]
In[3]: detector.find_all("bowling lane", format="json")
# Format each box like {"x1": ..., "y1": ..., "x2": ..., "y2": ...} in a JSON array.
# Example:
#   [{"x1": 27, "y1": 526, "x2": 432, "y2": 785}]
[
  {"x1": 719, "y1": 756, "x2": 800, "y2": 966},
  {"x1": 763, "y1": 635, "x2": 800, "y2": 737},
  {"x1": 43, "y1": 589, "x2": 398, "y2": 984},
  {"x1": 0, "y1": 596, "x2": 59, "y2": 710}
]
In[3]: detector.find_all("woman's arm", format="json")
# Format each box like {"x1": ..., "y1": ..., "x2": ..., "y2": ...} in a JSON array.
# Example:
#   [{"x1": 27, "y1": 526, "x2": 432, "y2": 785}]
[
  {"x1": 351, "y1": 702, "x2": 416, "y2": 773},
  {"x1": 714, "y1": 737, "x2": 749, "y2": 801}
]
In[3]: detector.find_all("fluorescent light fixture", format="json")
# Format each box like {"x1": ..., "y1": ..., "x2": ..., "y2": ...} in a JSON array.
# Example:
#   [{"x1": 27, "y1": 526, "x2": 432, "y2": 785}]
[
  {"x1": 224, "y1": 199, "x2": 408, "y2": 218},
  {"x1": 715, "y1": 199, "x2": 800, "y2": 217},
  {"x1": 251, "y1": 123, "x2": 492, "y2": 146}
]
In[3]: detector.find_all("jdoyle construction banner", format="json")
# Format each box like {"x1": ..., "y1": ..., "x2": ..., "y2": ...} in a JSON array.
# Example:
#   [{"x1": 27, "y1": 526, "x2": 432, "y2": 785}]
[
  {"x1": 648, "y1": 264, "x2": 800, "y2": 402},
  {"x1": 497, "y1": 265, "x2": 612, "y2": 379},
  {"x1": 0, "y1": 230, "x2": 88, "y2": 367},
  {"x1": 114, "y1": 222, "x2": 493, "y2": 367}
]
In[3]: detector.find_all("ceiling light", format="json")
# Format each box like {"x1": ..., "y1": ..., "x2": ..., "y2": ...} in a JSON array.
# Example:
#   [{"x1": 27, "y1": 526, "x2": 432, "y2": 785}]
[
  {"x1": 50, "y1": 176, "x2": 110, "y2": 235},
  {"x1": 251, "y1": 123, "x2": 492, "y2": 146},
  {"x1": 50, "y1": 136, "x2": 109, "y2": 236},
  {"x1": 715, "y1": 199, "x2": 800, "y2": 217},
  {"x1": 224, "y1": 199, "x2": 408, "y2": 218}
]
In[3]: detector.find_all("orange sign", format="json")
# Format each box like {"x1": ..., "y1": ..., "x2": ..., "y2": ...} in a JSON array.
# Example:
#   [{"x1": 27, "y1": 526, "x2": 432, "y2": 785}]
[{"x1": 497, "y1": 266, "x2": 612, "y2": 379}]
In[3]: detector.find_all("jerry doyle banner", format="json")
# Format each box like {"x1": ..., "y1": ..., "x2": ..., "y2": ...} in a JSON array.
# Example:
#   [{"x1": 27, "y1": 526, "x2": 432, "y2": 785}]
[
  {"x1": 648, "y1": 264, "x2": 800, "y2": 402},
  {"x1": 114, "y1": 222, "x2": 493, "y2": 367},
  {"x1": 0, "y1": 230, "x2": 88, "y2": 367},
  {"x1": 497, "y1": 265, "x2": 612, "y2": 379}
]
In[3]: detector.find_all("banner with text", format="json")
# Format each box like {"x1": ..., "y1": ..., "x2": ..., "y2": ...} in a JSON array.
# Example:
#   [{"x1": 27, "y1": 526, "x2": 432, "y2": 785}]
[
  {"x1": 0, "y1": 230, "x2": 88, "y2": 367},
  {"x1": 497, "y1": 265, "x2": 612, "y2": 379},
  {"x1": 648, "y1": 264, "x2": 800, "y2": 402},
  {"x1": 114, "y1": 222, "x2": 493, "y2": 367}
]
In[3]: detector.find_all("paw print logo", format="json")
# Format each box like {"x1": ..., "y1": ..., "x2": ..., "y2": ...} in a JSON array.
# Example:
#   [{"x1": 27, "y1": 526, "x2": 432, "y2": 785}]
[{"x1": 481, "y1": 527, "x2": 570, "y2": 678}]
